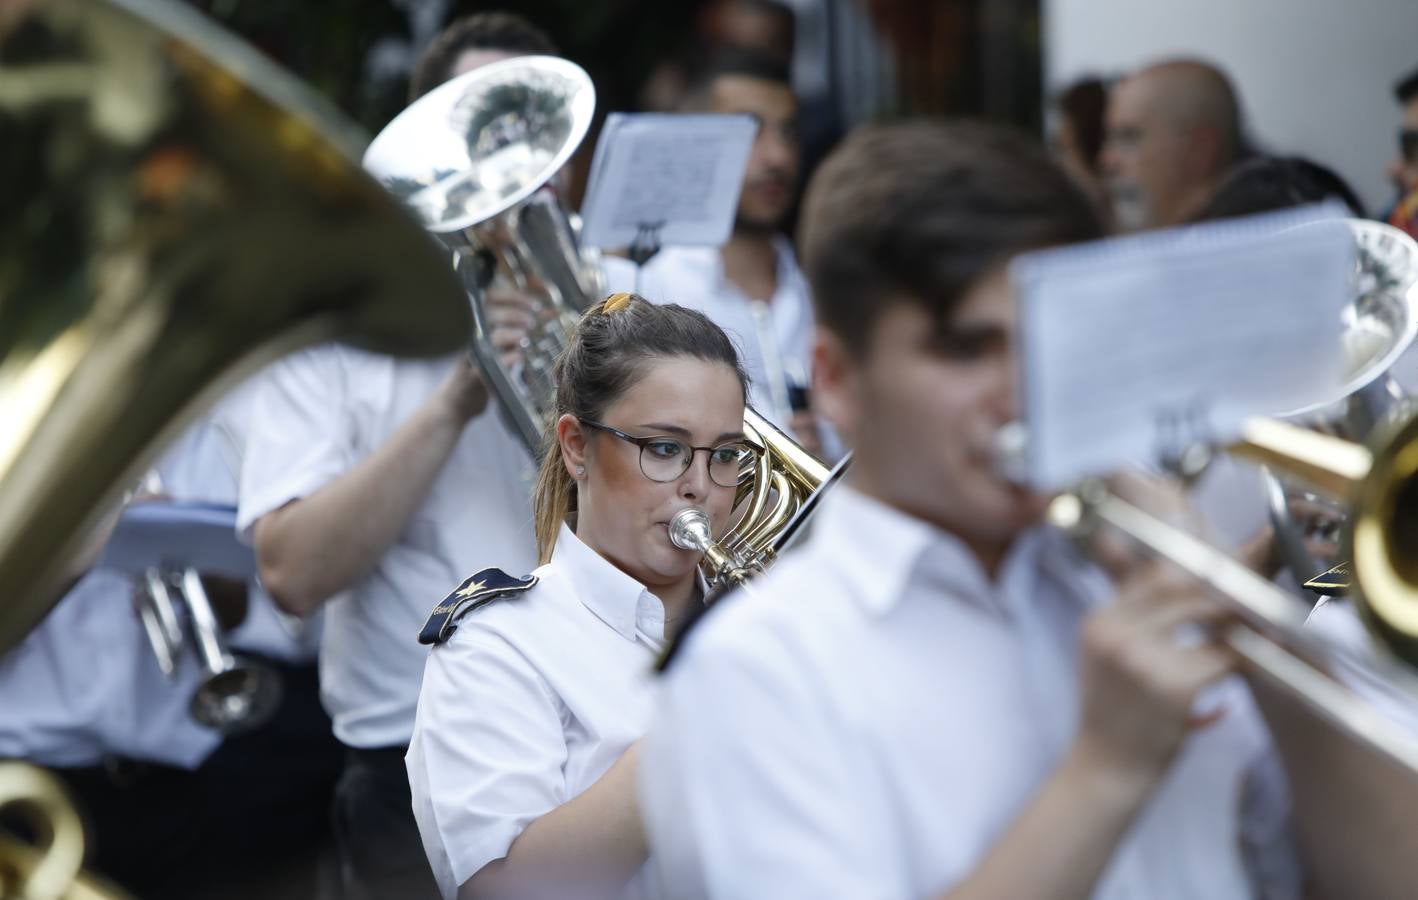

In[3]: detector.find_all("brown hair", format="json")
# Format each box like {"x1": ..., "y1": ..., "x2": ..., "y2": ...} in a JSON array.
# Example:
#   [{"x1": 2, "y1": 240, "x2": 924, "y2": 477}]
[
  {"x1": 798, "y1": 120, "x2": 1106, "y2": 357},
  {"x1": 409, "y1": 12, "x2": 559, "y2": 103},
  {"x1": 532, "y1": 293, "x2": 748, "y2": 563},
  {"x1": 1055, "y1": 77, "x2": 1108, "y2": 174}
]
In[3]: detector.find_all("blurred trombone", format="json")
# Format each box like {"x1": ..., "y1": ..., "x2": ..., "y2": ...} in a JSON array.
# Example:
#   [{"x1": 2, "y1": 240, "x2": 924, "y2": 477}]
[{"x1": 1047, "y1": 412, "x2": 1418, "y2": 777}]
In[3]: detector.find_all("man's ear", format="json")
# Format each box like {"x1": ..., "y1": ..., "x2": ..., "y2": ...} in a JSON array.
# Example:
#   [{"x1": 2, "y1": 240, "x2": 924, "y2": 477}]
[
  {"x1": 811, "y1": 326, "x2": 861, "y2": 443},
  {"x1": 556, "y1": 414, "x2": 589, "y2": 478}
]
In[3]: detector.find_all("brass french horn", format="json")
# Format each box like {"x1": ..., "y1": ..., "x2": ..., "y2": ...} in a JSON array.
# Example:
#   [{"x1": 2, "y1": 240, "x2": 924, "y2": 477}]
[
  {"x1": 669, "y1": 408, "x2": 841, "y2": 587},
  {"x1": 0, "y1": 0, "x2": 470, "y2": 894}
]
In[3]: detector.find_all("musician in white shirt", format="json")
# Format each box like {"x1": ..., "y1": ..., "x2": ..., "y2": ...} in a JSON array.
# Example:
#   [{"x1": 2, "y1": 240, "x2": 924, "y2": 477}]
[
  {"x1": 236, "y1": 14, "x2": 559, "y2": 898},
  {"x1": 639, "y1": 121, "x2": 1399, "y2": 898},
  {"x1": 604, "y1": 49, "x2": 825, "y2": 454},
  {"x1": 407, "y1": 292, "x2": 750, "y2": 899}
]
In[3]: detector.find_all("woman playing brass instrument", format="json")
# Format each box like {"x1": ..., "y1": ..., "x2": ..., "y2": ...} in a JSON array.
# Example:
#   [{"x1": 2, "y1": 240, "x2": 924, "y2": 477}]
[{"x1": 407, "y1": 292, "x2": 751, "y2": 899}]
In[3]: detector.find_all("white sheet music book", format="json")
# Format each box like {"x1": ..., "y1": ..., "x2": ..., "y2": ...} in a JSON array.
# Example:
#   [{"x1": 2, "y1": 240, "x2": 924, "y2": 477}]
[
  {"x1": 1012, "y1": 203, "x2": 1357, "y2": 490},
  {"x1": 101, "y1": 501, "x2": 256, "y2": 580},
  {"x1": 579, "y1": 113, "x2": 756, "y2": 249}
]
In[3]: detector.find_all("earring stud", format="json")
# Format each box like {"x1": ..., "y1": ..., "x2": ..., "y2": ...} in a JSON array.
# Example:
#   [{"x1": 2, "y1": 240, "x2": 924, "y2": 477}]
[{"x1": 576, "y1": 466, "x2": 586, "y2": 477}]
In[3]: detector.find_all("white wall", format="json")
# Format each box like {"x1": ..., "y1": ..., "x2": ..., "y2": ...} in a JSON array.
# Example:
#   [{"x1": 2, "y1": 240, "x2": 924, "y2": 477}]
[{"x1": 1044, "y1": 0, "x2": 1418, "y2": 216}]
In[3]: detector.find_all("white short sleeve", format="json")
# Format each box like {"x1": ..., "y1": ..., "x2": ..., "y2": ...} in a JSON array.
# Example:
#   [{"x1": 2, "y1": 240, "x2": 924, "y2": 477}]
[
  {"x1": 639, "y1": 620, "x2": 907, "y2": 900},
  {"x1": 235, "y1": 346, "x2": 356, "y2": 538},
  {"x1": 407, "y1": 628, "x2": 569, "y2": 899}
]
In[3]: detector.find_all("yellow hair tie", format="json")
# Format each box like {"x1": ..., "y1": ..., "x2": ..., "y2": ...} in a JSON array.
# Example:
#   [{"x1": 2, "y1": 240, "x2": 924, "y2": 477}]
[{"x1": 602, "y1": 292, "x2": 634, "y2": 314}]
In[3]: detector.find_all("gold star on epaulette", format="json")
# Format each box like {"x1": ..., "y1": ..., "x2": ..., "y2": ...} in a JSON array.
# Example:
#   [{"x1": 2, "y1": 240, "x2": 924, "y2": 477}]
[{"x1": 455, "y1": 578, "x2": 487, "y2": 599}]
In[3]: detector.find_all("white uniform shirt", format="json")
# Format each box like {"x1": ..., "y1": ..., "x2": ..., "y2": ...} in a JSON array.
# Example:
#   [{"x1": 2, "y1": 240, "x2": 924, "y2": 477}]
[
  {"x1": 0, "y1": 380, "x2": 292, "y2": 771},
  {"x1": 407, "y1": 525, "x2": 665, "y2": 899},
  {"x1": 0, "y1": 569, "x2": 222, "y2": 769},
  {"x1": 236, "y1": 345, "x2": 538, "y2": 748},
  {"x1": 640, "y1": 485, "x2": 1295, "y2": 900},
  {"x1": 1306, "y1": 597, "x2": 1418, "y2": 734},
  {"x1": 604, "y1": 237, "x2": 814, "y2": 429}
]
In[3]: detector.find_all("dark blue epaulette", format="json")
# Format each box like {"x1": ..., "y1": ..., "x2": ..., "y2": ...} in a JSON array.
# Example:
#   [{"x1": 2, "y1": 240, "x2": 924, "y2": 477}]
[{"x1": 418, "y1": 567, "x2": 538, "y2": 646}]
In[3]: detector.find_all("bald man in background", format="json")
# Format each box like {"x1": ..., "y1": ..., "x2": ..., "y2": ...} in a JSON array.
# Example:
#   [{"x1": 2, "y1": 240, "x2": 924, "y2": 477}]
[{"x1": 1102, "y1": 59, "x2": 1247, "y2": 230}]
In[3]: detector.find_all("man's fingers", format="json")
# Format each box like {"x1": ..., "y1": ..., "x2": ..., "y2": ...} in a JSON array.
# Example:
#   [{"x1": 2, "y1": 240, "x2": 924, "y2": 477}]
[
  {"x1": 484, "y1": 305, "x2": 536, "y2": 331},
  {"x1": 1166, "y1": 643, "x2": 1239, "y2": 699},
  {"x1": 1131, "y1": 590, "x2": 1230, "y2": 633},
  {"x1": 484, "y1": 285, "x2": 539, "y2": 310},
  {"x1": 1188, "y1": 703, "x2": 1231, "y2": 731},
  {"x1": 489, "y1": 327, "x2": 528, "y2": 355}
]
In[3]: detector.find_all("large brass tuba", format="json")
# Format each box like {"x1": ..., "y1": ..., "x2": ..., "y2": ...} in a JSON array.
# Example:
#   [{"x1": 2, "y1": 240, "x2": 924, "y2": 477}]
[
  {"x1": 0, "y1": 0, "x2": 471, "y2": 894},
  {"x1": 362, "y1": 56, "x2": 841, "y2": 588},
  {"x1": 363, "y1": 55, "x2": 603, "y2": 454}
]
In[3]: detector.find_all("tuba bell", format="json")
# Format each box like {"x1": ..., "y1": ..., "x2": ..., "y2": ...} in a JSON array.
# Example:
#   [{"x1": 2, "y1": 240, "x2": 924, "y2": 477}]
[
  {"x1": 0, "y1": 0, "x2": 472, "y2": 894},
  {"x1": 363, "y1": 55, "x2": 604, "y2": 454},
  {"x1": 1266, "y1": 220, "x2": 1418, "y2": 588}
]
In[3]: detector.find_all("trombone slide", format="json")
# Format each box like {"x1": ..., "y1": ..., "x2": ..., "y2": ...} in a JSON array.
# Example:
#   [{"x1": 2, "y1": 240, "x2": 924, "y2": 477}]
[{"x1": 1053, "y1": 486, "x2": 1418, "y2": 777}]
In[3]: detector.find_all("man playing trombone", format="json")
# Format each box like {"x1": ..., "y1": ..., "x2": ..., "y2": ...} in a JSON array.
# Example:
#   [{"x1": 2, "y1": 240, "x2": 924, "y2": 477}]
[{"x1": 638, "y1": 120, "x2": 1414, "y2": 898}]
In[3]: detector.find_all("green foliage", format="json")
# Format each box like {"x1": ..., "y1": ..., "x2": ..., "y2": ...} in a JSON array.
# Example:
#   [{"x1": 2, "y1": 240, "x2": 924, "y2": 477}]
[{"x1": 189, "y1": 0, "x2": 710, "y2": 131}]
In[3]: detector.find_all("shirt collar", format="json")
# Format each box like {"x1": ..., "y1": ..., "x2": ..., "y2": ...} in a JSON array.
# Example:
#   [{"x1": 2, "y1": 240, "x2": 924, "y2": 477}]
[
  {"x1": 812, "y1": 485, "x2": 958, "y2": 617},
  {"x1": 551, "y1": 524, "x2": 650, "y2": 641},
  {"x1": 551, "y1": 524, "x2": 699, "y2": 646},
  {"x1": 813, "y1": 485, "x2": 1103, "y2": 620}
]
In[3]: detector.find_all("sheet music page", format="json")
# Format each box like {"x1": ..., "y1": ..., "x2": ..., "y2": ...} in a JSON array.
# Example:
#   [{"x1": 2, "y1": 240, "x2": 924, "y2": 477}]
[
  {"x1": 1012, "y1": 205, "x2": 1357, "y2": 490},
  {"x1": 101, "y1": 501, "x2": 255, "y2": 579},
  {"x1": 580, "y1": 113, "x2": 756, "y2": 249}
]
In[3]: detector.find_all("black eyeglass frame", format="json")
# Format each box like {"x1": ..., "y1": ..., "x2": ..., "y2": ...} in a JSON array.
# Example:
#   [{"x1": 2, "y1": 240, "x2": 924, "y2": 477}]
[{"x1": 577, "y1": 418, "x2": 754, "y2": 488}]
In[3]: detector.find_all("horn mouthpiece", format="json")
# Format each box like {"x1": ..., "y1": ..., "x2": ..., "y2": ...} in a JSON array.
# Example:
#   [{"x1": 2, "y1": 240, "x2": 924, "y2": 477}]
[{"x1": 669, "y1": 508, "x2": 713, "y2": 552}]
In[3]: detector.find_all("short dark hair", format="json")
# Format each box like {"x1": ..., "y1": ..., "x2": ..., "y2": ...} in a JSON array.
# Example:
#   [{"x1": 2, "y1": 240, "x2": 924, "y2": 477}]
[
  {"x1": 798, "y1": 120, "x2": 1105, "y2": 356},
  {"x1": 1196, "y1": 155, "x2": 1365, "y2": 221},
  {"x1": 1396, "y1": 66, "x2": 1418, "y2": 105},
  {"x1": 678, "y1": 47, "x2": 793, "y2": 110},
  {"x1": 409, "y1": 12, "x2": 559, "y2": 103}
]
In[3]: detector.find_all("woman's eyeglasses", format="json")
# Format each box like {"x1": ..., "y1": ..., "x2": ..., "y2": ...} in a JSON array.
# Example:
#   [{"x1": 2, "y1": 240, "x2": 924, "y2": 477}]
[{"x1": 578, "y1": 419, "x2": 755, "y2": 488}]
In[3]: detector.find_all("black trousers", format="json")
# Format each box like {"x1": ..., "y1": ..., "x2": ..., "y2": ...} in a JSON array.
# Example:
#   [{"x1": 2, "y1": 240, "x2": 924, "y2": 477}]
[
  {"x1": 28, "y1": 659, "x2": 343, "y2": 900},
  {"x1": 332, "y1": 744, "x2": 439, "y2": 900}
]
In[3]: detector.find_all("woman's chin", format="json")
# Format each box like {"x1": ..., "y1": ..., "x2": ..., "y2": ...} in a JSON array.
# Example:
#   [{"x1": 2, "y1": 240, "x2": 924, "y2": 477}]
[{"x1": 626, "y1": 542, "x2": 691, "y2": 583}]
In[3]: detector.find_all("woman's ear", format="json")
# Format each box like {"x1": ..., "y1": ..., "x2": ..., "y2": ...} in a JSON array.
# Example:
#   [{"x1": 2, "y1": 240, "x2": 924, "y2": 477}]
[
  {"x1": 556, "y1": 413, "x2": 589, "y2": 479},
  {"x1": 811, "y1": 327, "x2": 860, "y2": 441}
]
